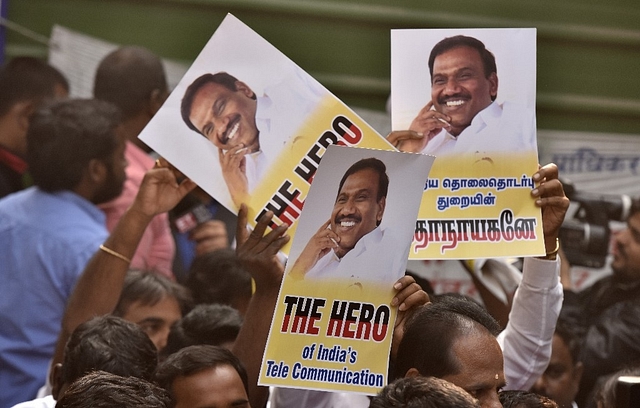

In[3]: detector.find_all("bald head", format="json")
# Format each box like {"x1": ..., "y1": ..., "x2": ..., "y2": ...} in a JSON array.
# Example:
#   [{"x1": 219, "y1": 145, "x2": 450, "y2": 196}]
[{"x1": 93, "y1": 46, "x2": 168, "y2": 121}]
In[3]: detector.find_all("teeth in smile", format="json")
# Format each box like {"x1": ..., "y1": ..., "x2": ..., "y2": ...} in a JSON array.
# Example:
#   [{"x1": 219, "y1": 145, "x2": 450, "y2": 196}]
[
  {"x1": 446, "y1": 100, "x2": 465, "y2": 107},
  {"x1": 341, "y1": 221, "x2": 356, "y2": 227},
  {"x1": 227, "y1": 122, "x2": 240, "y2": 140}
]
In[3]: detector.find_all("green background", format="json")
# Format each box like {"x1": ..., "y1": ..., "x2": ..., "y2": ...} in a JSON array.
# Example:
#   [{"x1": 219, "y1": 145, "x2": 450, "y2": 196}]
[{"x1": 5, "y1": 0, "x2": 640, "y2": 134}]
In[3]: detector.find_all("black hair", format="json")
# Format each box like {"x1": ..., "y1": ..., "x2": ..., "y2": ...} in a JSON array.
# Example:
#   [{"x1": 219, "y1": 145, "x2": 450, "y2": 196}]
[
  {"x1": 185, "y1": 249, "x2": 252, "y2": 308},
  {"x1": 0, "y1": 56, "x2": 68, "y2": 117},
  {"x1": 498, "y1": 390, "x2": 559, "y2": 408},
  {"x1": 394, "y1": 295, "x2": 501, "y2": 381},
  {"x1": 370, "y1": 376, "x2": 480, "y2": 408},
  {"x1": 26, "y1": 99, "x2": 121, "y2": 192},
  {"x1": 162, "y1": 304, "x2": 243, "y2": 357},
  {"x1": 155, "y1": 345, "x2": 249, "y2": 402},
  {"x1": 113, "y1": 270, "x2": 193, "y2": 318},
  {"x1": 554, "y1": 318, "x2": 582, "y2": 366},
  {"x1": 180, "y1": 72, "x2": 255, "y2": 135},
  {"x1": 337, "y1": 157, "x2": 389, "y2": 202},
  {"x1": 428, "y1": 35, "x2": 498, "y2": 101},
  {"x1": 93, "y1": 46, "x2": 168, "y2": 120},
  {"x1": 55, "y1": 370, "x2": 171, "y2": 408},
  {"x1": 61, "y1": 315, "x2": 158, "y2": 386}
]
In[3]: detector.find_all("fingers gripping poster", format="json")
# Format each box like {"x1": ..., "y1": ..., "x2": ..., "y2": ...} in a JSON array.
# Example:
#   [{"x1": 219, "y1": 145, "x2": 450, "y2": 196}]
[{"x1": 259, "y1": 145, "x2": 434, "y2": 394}]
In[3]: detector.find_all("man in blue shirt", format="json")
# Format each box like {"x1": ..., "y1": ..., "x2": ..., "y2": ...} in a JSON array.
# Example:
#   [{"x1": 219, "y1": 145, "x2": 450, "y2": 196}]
[{"x1": 0, "y1": 99, "x2": 127, "y2": 406}]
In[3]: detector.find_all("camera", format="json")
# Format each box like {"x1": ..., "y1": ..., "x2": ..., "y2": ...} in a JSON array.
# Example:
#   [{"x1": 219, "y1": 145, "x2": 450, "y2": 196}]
[{"x1": 559, "y1": 180, "x2": 632, "y2": 268}]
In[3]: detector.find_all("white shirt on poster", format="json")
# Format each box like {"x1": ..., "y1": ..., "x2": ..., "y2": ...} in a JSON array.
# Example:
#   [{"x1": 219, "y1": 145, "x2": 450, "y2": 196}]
[
  {"x1": 421, "y1": 101, "x2": 536, "y2": 157},
  {"x1": 244, "y1": 68, "x2": 325, "y2": 191},
  {"x1": 304, "y1": 226, "x2": 410, "y2": 285}
]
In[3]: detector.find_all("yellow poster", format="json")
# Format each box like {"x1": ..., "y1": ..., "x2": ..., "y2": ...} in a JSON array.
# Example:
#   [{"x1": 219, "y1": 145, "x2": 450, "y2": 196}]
[
  {"x1": 259, "y1": 145, "x2": 435, "y2": 394},
  {"x1": 391, "y1": 28, "x2": 545, "y2": 258}
]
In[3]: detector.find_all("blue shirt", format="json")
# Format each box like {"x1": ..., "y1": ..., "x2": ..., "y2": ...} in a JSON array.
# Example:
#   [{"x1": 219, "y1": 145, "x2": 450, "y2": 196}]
[{"x1": 0, "y1": 188, "x2": 108, "y2": 407}]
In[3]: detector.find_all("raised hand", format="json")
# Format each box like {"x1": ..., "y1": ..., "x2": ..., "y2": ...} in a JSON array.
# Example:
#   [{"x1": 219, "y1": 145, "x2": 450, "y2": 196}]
[{"x1": 531, "y1": 163, "x2": 570, "y2": 253}]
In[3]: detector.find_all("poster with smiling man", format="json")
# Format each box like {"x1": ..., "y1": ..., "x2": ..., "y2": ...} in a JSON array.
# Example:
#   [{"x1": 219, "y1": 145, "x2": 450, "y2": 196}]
[
  {"x1": 139, "y1": 14, "x2": 394, "y2": 255},
  {"x1": 391, "y1": 28, "x2": 545, "y2": 259},
  {"x1": 260, "y1": 145, "x2": 434, "y2": 394}
]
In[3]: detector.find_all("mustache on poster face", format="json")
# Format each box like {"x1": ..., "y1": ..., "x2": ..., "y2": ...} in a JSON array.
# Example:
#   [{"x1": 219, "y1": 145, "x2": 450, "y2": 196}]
[
  {"x1": 437, "y1": 93, "x2": 471, "y2": 105},
  {"x1": 334, "y1": 214, "x2": 361, "y2": 225}
]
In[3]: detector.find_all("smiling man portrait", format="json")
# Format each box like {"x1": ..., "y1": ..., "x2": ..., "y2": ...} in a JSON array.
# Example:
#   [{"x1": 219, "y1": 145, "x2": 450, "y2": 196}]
[
  {"x1": 388, "y1": 34, "x2": 536, "y2": 158},
  {"x1": 180, "y1": 69, "x2": 323, "y2": 209},
  {"x1": 289, "y1": 157, "x2": 409, "y2": 285}
]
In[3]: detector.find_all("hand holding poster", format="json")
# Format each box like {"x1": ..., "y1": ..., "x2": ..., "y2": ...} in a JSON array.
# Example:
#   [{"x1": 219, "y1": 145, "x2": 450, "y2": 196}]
[
  {"x1": 391, "y1": 28, "x2": 545, "y2": 258},
  {"x1": 260, "y1": 145, "x2": 434, "y2": 394}
]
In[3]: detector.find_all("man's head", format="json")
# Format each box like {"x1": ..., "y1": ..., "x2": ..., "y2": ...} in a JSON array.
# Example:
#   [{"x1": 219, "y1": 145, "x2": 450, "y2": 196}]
[
  {"x1": 331, "y1": 157, "x2": 388, "y2": 258},
  {"x1": 26, "y1": 99, "x2": 126, "y2": 203},
  {"x1": 52, "y1": 315, "x2": 158, "y2": 400},
  {"x1": 186, "y1": 249, "x2": 252, "y2": 315},
  {"x1": 610, "y1": 198, "x2": 640, "y2": 282},
  {"x1": 156, "y1": 345, "x2": 250, "y2": 408},
  {"x1": 428, "y1": 35, "x2": 498, "y2": 136},
  {"x1": 93, "y1": 46, "x2": 168, "y2": 146},
  {"x1": 530, "y1": 322, "x2": 583, "y2": 408},
  {"x1": 162, "y1": 304, "x2": 243, "y2": 357},
  {"x1": 0, "y1": 57, "x2": 69, "y2": 152},
  {"x1": 113, "y1": 270, "x2": 193, "y2": 351},
  {"x1": 395, "y1": 295, "x2": 504, "y2": 408},
  {"x1": 371, "y1": 376, "x2": 481, "y2": 408},
  {"x1": 181, "y1": 72, "x2": 259, "y2": 153},
  {"x1": 55, "y1": 370, "x2": 171, "y2": 408}
]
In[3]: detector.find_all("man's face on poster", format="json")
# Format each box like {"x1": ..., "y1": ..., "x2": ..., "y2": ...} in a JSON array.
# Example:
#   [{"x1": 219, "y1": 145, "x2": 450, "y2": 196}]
[
  {"x1": 330, "y1": 168, "x2": 386, "y2": 258},
  {"x1": 188, "y1": 81, "x2": 259, "y2": 151},
  {"x1": 431, "y1": 45, "x2": 498, "y2": 136}
]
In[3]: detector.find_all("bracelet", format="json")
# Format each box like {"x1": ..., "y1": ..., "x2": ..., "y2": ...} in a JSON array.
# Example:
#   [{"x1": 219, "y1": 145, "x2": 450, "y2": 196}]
[
  {"x1": 541, "y1": 238, "x2": 560, "y2": 260},
  {"x1": 99, "y1": 244, "x2": 131, "y2": 264}
]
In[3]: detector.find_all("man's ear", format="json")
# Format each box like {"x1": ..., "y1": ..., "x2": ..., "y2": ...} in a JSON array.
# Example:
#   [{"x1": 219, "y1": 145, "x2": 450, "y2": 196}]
[
  {"x1": 404, "y1": 367, "x2": 421, "y2": 378},
  {"x1": 489, "y1": 72, "x2": 498, "y2": 100},
  {"x1": 148, "y1": 88, "x2": 168, "y2": 116},
  {"x1": 376, "y1": 196, "x2": 386, "y2": 224},
  {"x1": 51, "y1": 363, "x2": 64, "y2": 400},
  {"x1": 235, "y1": 81, "x2": 256, "y2": 99},
  {"x1": 87, "y1": 158, "x2": 107, "y2": 185},
  {"x1": 14, "y1": 100, "x2": 36, "y2": 132},
  {"x1": 573, "y1": 361, "x2": 584, "y2": 384}
]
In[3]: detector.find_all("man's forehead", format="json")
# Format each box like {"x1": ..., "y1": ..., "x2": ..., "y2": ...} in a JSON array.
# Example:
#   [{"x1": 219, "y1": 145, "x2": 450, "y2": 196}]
[
  {"x1": 195, "y1": 81, "x2": 233, "y2": 101},
  {"x1": 339, "y1": 168, "x2": 379, "y2": 194},
  {"x1": 451, "y1": 327, "x2": 503, "y2": 368},
  {"x1": 433, "y1": 45, "x2": 483, "y2": 70}
]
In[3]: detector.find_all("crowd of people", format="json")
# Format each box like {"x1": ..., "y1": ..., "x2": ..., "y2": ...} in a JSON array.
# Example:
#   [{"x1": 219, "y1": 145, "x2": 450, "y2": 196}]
[{"x1": 0, "y1": 39, "x2": 639, "y2": 408}]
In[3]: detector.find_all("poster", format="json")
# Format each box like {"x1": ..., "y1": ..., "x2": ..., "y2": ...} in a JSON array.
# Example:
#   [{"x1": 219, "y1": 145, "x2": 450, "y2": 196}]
[
  {"x1": 139, "y1": 14, "x2": 394, "y2": 254},
  {"x1": 259, "y1": 145, "x2": 434, "y2": 394},
  {"x1": 391, "y1": 28, "x2": 545, "y2": 259}
]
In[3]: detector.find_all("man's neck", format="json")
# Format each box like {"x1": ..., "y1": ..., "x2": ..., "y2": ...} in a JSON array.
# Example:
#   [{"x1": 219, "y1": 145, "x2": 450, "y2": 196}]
[{"x1": 121, "y1": 115, "x2": 153, "y2": 153}]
